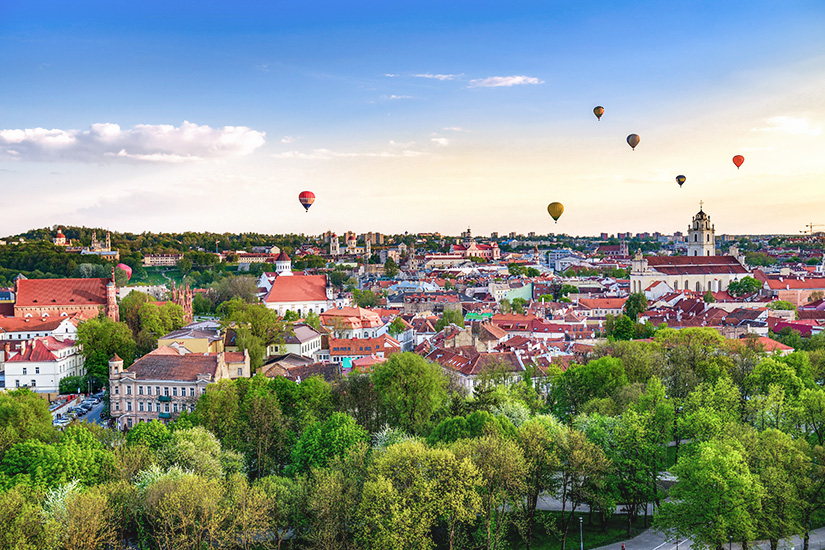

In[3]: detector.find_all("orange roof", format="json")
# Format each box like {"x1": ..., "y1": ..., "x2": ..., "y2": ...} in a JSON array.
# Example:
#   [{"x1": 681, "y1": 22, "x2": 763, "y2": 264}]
[
  {"x1": 15, "y1": 278, "x2": 109, "y2": 308},
  {"x1": 578, "y1": 298, "x2": 627, "y2": 310},
  {"x1": 0, "y1": 316, "x2": 75, "y2": 333},
  {"x1": 263, "y1": 274, "x2": 328, "y2": 303},
  {"x1": 765, "y1": 278, "x2": 825, "y2": 290},
  {"x1": 329, "y1": 335, "x2": 401, "y2": 356}
]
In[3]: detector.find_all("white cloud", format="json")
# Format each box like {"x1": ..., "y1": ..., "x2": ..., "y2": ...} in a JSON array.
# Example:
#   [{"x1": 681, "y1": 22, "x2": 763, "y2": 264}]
[
  {"x1": 280, "y1": 136, "x2": 295, "y2": 144},
  {"x1": 272, "y1": 148, "x2": 426, "y2": 160},
  {"x1": 383, "y1": 73, "x2": 399, "y2": 77},
  {"x1": 442, "y1": 127, "x2": 468, "y2": 132},
  {"x1": 413, "y1": 73, "x2": 458, "y2": 81},
  {"x1": 431, "y1": 137, "x2": 450, "y2": 146},
  {"x1": 752, "y1": 116, "x2": 822, "y2": 136},
  {"x1": 468, "y1": 75, "x2": 544, "y2": 88},
  {"x1": 0, "y1": 121, "x2": 266, "y2": 163},
  {"x1": 384, "y1": 94, "x2": 413, "y2": 100}
]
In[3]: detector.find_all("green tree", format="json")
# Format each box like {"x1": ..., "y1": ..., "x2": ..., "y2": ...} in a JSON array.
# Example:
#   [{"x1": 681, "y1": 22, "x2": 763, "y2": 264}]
[
  {"x1": 388, "y1": 317, "x2": 407, "y2": 337},
  {"x1": 728, "y1": 276, "x2": 763, "y2": 297},
  {"x1": 0, "y1": 485, "x2": 58, "y2": 549},
  {"x1": 290, "y1": 412, "x2": 368, "y2": 474},
  {"x1": 0, "y1": 388, "x2": 56, "y2": 461},
  {"x1": 624, "y1": 292, "x2": 648, "y2": 321},
  {"x1": 435, "y1": 308, "x2": 465, "y2": 331},
  {"x1": 76, "y1": 317, "x2": 136, "y2": 383},
  {"x1": 656, "y1": 438, "x2": 763, "y2": 550},
  {"x1": 126, "y1": 419, "x2": 171, "y2": 450},
  {"x1": 383, "y1": 257, "x2": 399, "y2": 278},
  {"x1": 612, "y1": 314, "x2": 635, "y2": 340},
  {"x1": 373, "y1": 352, "x2": 448, "y2": 434},
  {"x1": 517, "y1": 416, "x2": 563, "y2": 549},
  {"x1": 220, "y1": 299, "x2": 288, "y2": 369},
  {"x1": 304, "y1": 310, "x2": 322, "y2": 331}
]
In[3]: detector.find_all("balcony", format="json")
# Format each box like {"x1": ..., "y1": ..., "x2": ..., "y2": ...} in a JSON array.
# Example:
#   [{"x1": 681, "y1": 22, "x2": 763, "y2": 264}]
[
  {"x1": 158, "y1": 412, "x2": 171, "y2": 419},
  {"x1": 159, "y1": 395, "x2": 171, "y2": 402}
]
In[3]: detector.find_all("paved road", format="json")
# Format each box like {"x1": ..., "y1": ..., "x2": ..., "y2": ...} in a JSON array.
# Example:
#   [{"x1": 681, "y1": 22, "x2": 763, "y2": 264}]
[{"x1": 80, "y1": 399, "x2": 107, "y2": 426}]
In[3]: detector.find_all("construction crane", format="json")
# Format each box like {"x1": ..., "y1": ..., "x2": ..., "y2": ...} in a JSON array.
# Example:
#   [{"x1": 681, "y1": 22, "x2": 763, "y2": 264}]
[{"x1": 801, "y1": 223, "x2": 825, "y2": 236}]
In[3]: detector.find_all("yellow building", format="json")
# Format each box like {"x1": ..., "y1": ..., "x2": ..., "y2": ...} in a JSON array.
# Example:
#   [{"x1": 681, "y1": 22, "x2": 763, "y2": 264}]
[{"x1": 158, "y1": 322, "x2": 224, "y2": 354}]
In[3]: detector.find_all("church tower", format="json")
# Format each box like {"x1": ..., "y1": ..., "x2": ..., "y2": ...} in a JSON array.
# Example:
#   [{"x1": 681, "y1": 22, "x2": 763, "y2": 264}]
[
  {"x1": 330, "y1": 234, "x2": 340, "y2": 256},
  {"x1": 687, "y1": 202, "x2": 715, "y2": 257}
]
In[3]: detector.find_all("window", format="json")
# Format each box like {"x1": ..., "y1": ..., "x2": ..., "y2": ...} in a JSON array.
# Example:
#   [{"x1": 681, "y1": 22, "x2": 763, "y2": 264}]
[
  {"x1": 173, "y1": 403, "x2": 178, "y2": 413},
  {"x1": 15, "y1": 380, "x2": 20, "y2": 388},
  {"x1": 139, "y1": 402, "x2": 144, "y2": 412},
  {"x1": 126, "y1": 386, "x2": 131, "y2": 395},
  {"x1": 164, "y1": 403, "x2": 170, "y2": 413},
  {"x1": 115, "y1": 402, "x2": 120, "y2": 411},
  {"x1": 31, "y1": 380, "x2": 36, "y2": 387},
  {"x1": 138, "y1": 386, "x2": 143, "y2": 395},
  {"x1": 237, "y1": 368, "x2": 242, "y2": 376},
  {"x1": 35, "y1": 366, "x2": 40, "y2": 374},
  {"x1": 127, "y1": 401, "x2": 132, "y2": 412},
  {"x1": 22, "y1": 368, "x2": 27, "y2": 375},
  {"x1": 172, "y1": 387, "x2": 178, "y2": 397},
  {"x1": 156, "y1": 386, "x2": 161, "y2": 395},
  {"x1": 114, "y1": 386, "x2": 119, "y2": 395},
  {"x1": 189, "y1": 387, "x2": 195, "y2": 397},
  {"x1": 164, "y1": 387, "x2": 169, "y2": 396},
  {"x1": 180, "y1": 387, "x2": 185, "y2": 396}
]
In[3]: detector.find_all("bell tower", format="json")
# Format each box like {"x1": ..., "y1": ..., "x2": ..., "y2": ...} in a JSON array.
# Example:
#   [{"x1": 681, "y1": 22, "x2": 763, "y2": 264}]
[{"x1": 687, "y1": 202, "x2": 715, "y2": 257}]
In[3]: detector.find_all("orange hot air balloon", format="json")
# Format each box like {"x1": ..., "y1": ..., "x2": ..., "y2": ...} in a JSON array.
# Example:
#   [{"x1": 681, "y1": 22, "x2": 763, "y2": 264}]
[
  {"x1": 593, "y1": 106, "x2": 604, "y2": 121},
  {"x1": 547, "y1": 202, "x2": 564, "y2": 223},
  {"x1": 627, "y1": 134, "x2": 640, "y2": 150},
  {"x1": 732, "y1": 155, "x2": 744, "y2": 169},
  {"x1": 298, "y1": 191, "x2": 315, "y2": 212},
  {"x1": 676, "y1": 175, "x2": 686, "y2": 188}
]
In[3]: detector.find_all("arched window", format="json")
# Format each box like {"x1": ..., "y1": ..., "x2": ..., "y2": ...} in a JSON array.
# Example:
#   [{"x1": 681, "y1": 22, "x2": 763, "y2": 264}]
[
  {"x1": 696, "y1": 282, "x2": 701, "y2": 292},
  {"x1": 694, "y1": 234, "x2": 698, "y2": 242},
  {"x1": 693, "y1": 250, "x2": 698, "y2": 256},
  {"x1": 674, "y1": 280, "x2": 679, "y2": 290},
  {"x1": 706, "y1": 234, "x2": 710, "y2": 242}
]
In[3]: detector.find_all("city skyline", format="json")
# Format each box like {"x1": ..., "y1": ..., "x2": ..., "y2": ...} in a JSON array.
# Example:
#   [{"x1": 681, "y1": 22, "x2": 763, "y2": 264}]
[{"x1": 1, "y1": 1, "x2": 823, "y2": 237}]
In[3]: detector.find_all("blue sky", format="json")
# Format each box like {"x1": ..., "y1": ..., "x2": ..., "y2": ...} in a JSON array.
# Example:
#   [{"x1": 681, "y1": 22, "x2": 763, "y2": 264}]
[{"x1": 1, "y1": 1, "x2": 823, "y2": 237}]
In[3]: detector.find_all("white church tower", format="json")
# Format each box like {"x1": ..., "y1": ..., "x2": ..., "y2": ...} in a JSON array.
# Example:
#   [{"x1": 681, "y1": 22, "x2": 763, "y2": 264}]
[{"x1": 687, "y1": 202, "x2": 715, "y2": 257}]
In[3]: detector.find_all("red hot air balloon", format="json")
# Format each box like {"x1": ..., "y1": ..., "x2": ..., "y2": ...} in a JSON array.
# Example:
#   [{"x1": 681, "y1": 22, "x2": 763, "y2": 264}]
[
  {"x1": 298, "y1": 191, "x2": 315, "y2": 212},
  {"x1": 115, "y1": 263, "x2": 132, "y2": 281},
  {"x1": 732, "y1": 155, "x2": 745, "y2": 169},
  {"x1": 593, "y1": 106, "x2": 604, "y2": 121}
]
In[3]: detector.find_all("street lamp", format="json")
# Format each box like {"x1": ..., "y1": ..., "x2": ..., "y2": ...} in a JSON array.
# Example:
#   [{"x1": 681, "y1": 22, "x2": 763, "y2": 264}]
[
  {"x1": 580, "y1": 516, "x2": 584, "y2": 550},
  {"x1": 729, "y1": 535, "x2": 732, "y2": 550}
]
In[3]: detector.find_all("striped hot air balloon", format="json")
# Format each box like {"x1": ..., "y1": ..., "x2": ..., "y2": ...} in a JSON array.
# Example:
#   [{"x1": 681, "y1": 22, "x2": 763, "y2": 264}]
[{"x1": 298, "y1": 191, "x2": 315, "y2": 212}]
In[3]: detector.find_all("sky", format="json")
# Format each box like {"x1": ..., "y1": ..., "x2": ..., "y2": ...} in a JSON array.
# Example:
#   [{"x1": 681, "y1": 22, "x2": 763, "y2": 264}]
[{"x1": 1, "y1": 1, "x2": 824, "y2": 238}]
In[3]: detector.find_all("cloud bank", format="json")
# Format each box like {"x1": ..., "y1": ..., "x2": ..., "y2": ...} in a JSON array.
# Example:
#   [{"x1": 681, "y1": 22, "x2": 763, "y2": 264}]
[{"x1": 0, "y1": 121, "x2": 266, "y2": 163}]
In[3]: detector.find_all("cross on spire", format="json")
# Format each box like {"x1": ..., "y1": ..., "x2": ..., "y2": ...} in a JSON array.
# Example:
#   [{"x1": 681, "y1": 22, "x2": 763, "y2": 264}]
[{"x1": 699, "y1": 200, "x2": 704, "y2": 211}]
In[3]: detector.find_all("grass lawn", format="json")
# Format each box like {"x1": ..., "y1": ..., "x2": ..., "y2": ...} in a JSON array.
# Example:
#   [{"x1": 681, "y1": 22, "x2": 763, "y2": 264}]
[
  {"x1": 504, "y1": 511, "x2": 649, "y2": 550},
  {"x1": 140, "y1": 267, "x2": 184, "y2": 285}
]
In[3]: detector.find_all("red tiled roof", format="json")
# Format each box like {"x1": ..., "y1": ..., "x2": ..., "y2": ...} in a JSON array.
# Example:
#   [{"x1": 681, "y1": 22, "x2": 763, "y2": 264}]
[
  {"x1": 15, "y1": 278, "x2": 109, "y2": 307},
  {"x1": 224, "y1": 352, "x2": 246, "y2": 363},
  {"x1": 7, "y1": 336, "x2": 76, "y2": 362},
  {"x1": 329, "y1": 335, "x2": 401, "y2": 356},
  {"x1": 263, "y1": 275, "x2": 328, "y2": 303},
  {"x1": 578, "y1": 298, "x2": 627, "y2": 310}
]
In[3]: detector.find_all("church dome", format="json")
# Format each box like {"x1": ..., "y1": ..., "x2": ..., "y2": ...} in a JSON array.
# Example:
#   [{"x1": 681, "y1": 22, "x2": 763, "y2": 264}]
[
  {"x1": 276, "y1": 251, "x2": 290, "y2": 262},
  {"x1": 694, "y1": 209, "x2": 709, "y2": 220}
]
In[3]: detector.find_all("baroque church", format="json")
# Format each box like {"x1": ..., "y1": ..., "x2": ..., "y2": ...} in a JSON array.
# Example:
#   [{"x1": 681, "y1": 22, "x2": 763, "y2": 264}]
[{"x1": 630, "y1": 205, "x2": 750, "y2": 294}]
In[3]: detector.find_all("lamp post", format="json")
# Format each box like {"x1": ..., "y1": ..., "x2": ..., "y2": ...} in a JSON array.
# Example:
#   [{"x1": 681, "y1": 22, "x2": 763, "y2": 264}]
[
  {"x1": 729, "y1": 535, "x2": 732, "y2": 550},
  {"x1": 580, "y1": 516, "x2": 584, "y2": 550}
]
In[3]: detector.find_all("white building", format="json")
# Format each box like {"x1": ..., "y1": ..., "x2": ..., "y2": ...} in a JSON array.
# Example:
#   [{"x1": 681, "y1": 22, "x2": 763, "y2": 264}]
[{"x1": 4, "y1": 336, "x2": 84, "y2": 393}]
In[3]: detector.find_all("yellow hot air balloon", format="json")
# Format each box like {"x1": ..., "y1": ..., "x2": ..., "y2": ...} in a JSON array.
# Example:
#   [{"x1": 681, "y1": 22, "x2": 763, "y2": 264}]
[
  {"x1": 593, "y1": 106, "x2": 604, "y2": 121},
  {"x1": 627, "y1": 134, "x2": 640, "y2": 150},
  {"x1": 547, "y1": 202, "x2": 564, "y2": 223},
  {"x1": 676, "y1": 175, "x2": 686, "y2": 187}
]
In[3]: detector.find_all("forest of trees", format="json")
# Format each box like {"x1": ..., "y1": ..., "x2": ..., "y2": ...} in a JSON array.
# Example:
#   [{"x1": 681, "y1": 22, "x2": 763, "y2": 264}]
[{"x1": 3, "y1": 328, "x2": 825, "y2": 549}]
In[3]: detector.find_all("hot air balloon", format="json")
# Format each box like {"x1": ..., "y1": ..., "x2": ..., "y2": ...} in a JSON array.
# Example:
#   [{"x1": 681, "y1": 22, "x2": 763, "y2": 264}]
[
  {"x1": 732, "y1": 155, "x2": 744, "y2": 169},
  {"x1": 627, "y1": 134, "x2": 640, "y2": 150},
  {"x1": 115, "y1": 263, "x2": 132, "y2": 281},
  {"x1": 547, "y1": 202, "x2": 564, "y2": 223},
  {"x1": 593, "y1": 106, "x2": 604, "y2": 121},
  {"x1": 298, "y1": 191, "x2": 315, "y2": 212},
  {"x1": 676, "y1": 175, "x2": 686, "y2": 188}
]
